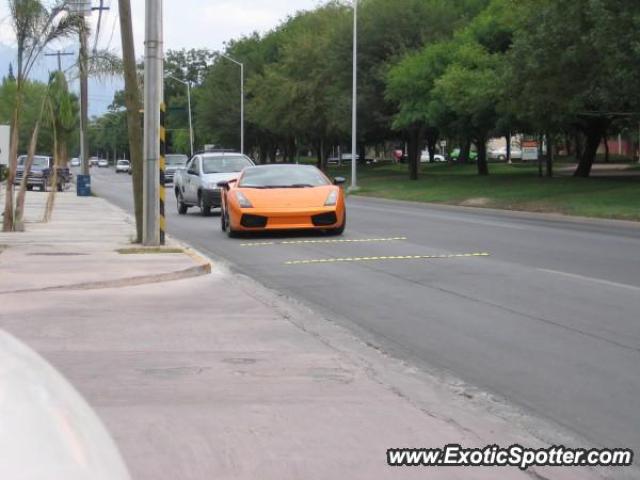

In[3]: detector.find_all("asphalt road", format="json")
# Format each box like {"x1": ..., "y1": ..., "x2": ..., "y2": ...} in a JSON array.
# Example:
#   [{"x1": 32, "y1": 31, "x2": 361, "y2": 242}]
[{"x1": 89, "y1": 167, "x2": 640, "y2": 457}]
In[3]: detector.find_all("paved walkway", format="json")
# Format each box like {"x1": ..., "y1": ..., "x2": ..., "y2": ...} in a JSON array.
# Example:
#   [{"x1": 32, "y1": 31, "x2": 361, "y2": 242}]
[{"x1": 0, "y1": 190, "x2": 609, "y2": 479}]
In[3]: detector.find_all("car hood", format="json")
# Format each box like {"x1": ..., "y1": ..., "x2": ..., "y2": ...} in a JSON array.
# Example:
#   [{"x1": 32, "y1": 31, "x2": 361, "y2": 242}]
[
  {"x1": 165, "y1": 165, "x2": 184, "y2": 172},
  {"x1": 239, "y1": 185, "x2": 336, "y2": 208},
  {"x1": 200, "y1": 172, "x2": 242, "y2": 187}
]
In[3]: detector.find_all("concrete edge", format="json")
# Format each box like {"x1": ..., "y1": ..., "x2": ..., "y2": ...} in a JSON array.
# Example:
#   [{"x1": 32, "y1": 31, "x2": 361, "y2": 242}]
[
  {"x1": 0, "y1": 262, "x2": 211, "y2": 296},
  {"x1": 350, "y1": 194, "x2": 640, "y2": 229}
]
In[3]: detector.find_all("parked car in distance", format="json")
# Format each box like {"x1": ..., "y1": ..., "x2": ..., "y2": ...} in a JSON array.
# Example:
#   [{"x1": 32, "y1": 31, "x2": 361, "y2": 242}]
[
  {"x1": 89, "y1": 157, "x2": 99, "y2": 167},
  {"x1": 115, "y1": 159, "x2": 131, "y2": 174},
  {"x1": 70, "y1": 157, "x2": 81, "y2": 167},
  {"x1": 488, "y1": 146, "x2": 523, "y2": 161},
  {"x1": 98, "y1": 159, "x2": 109, "y2": 168},
  {"x1": 164, "y1": 154, "x2": 188, "y2": 185},
  {"x1": 420, "y1": 150, "x2": 446, "y2": 163},
  {"x1": 14, "y1": 155, "x2": 71, "y2": 192},
  {"x1": 450, "y1": 148, "x2": 478, "y2": 162},
  {"x1": 174, "y1": 152, "x2": 255, "y2": 216},
  {"x1": 327, "y1": 153, "x2": 359, "y2": 164}
]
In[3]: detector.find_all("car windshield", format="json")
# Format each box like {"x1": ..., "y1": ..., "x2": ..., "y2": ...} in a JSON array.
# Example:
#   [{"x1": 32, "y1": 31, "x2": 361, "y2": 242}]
[
  {"x1": 18, "y1": 156, "x2": 49, "y2": 168},
  {"x1": 239, "y1": 165, "x2": 330, "y2": 188},
  {"x1": 202, "y1": 155, "x2": 252, "y2": 174},
  {"x1": 166, "y1": 155, "x2": 188, "y2": 166},
  {"x1": 117, "y1": 160, "x2": 129, "y2": 165}
]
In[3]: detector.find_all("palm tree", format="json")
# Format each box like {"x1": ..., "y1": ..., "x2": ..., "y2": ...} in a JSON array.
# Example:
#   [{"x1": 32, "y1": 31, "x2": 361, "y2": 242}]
[{"x1": 3, "y1": 0, "x2": 81, "y2": 232}]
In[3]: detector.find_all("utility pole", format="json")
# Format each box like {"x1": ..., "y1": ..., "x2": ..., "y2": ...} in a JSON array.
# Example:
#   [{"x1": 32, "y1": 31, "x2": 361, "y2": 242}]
[
  {"x1": 44, "y1": 51, "x2": 74, "y2": 71},
  {"x1": 118, "y1": 0, "x2": 144, "y2": 242},
  {"x1": 79, "y1": 19, "x2": 89, "y2": 177},
  {"x1": 143, "y1": 0, "x2": 163, "y2": 246},
  {"x1": 351, "y1": 0, "x2": 358, "y2": 190}
]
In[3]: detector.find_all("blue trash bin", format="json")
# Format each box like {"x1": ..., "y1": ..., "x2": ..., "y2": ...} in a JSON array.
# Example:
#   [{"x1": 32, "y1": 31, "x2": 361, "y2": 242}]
[{"x1": 76, "y1": 174, "x2": 91, "y2": 197}]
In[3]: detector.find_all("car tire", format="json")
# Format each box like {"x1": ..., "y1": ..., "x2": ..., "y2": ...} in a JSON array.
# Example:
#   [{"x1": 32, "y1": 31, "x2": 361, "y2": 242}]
[
  {"x1": 220, "y1": 208, "x2": 227, "y2": 232},
  {"x1": 199, "y1": 193, "x2": 212, "y2": 217},
  {"x1": 329, "y1": 213, "x2": 346, "y2": 236},
  {"x1": 27, "y1": 185, "x2": 33, "y2": 191},
  {"x1": 176, "y1": 192, "x2": 188, "y2": 215},
  {"x1": 225, "y1": 211, "x2": 238, "y2": 238}
]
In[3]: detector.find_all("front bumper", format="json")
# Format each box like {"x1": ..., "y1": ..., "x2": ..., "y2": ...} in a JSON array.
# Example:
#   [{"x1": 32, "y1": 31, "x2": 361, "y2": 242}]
[
  {"x1": 14, "y1": 175, "x2": 45, "y2": 186},
  {"x1": 231, "y1": 206, "x2": 344, "y2": 231},
  {"x1": 202, "y1": 188, "x2": 222, "y2": 208}
]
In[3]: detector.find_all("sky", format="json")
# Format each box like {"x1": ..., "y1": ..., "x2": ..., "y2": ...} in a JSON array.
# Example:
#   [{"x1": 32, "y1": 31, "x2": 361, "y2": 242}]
[{"x1": 0, "y1": 0, "x2": 324, "y2": 114}]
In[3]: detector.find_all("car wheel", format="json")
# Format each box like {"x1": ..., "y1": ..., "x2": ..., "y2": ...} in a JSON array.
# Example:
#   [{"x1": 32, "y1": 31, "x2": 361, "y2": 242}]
[
  {"x1": 220, "y1": 208, "x2": 227, "y2": 231},
  {"x1": 176, "y1": 191, "x2": 188, "y2": 215},
  {"x1": 199, "y1": 193, "x2": 212, "y2": 217},
  {"x1": 27, "y1": 185, "x2": 33, "y2": 191},
  {"x1": 329, "y1": 213, "x2": 346, "y2": 236},
  {"x1": 41, "y1": 183, "x2": 47, "y2": 192},
  {"x1": 225, "y1": 211, "x2": 238, "y2": 238}
]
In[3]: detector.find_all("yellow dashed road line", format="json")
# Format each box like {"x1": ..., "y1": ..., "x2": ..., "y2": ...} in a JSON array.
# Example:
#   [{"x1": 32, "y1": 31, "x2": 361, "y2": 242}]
[
  {"x1": 285, "y1": 252, "x2": 491, "y2": 265},
  {"x1": 240, "y1": 237, "x2": 407, "y2": 247}
]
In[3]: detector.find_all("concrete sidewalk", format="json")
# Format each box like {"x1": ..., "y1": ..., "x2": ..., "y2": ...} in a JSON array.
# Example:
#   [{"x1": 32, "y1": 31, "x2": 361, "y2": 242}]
[
  {"x1": 0, "y1": 192, "x2": 209, "y2": 293},
  {"x1": 0, "y1": 191, "x2": 613, "y2": 479}
]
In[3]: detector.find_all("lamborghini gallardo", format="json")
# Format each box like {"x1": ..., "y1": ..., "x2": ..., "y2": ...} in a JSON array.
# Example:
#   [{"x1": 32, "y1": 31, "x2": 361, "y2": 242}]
[{"x1": 218, "y1": 164, "x2": 346, "y2": 237}]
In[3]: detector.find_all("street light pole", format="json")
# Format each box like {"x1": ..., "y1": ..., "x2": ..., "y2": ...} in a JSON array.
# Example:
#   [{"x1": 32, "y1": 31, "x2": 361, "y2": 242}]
[
  {"x1": 220, "y1": 54, "x2": 244, "y2": 155},
  {"x1": 351, "y1": 0, "x2": 358, "y2": 190},
  {"x1": 166, "y1": 75, "x2": 194, "y2": 157}
]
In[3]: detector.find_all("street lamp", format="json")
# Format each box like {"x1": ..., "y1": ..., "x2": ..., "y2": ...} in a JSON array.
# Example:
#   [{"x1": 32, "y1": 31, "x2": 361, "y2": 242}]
[
  {"x1": 219, "y1": 54, "x2": 245, "y2": 155},
  {"x1": 166, "y1": 75, "x2": 194, "y2": 157},
  {"x1": 351, "y1": 0, "x2": 358, "y2": 190}
]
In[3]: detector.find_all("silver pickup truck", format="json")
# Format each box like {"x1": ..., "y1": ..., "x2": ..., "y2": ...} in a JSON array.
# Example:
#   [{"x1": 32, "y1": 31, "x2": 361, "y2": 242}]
[{"x1": 173, "y1": 152, "x2": 254, "y2": 216}]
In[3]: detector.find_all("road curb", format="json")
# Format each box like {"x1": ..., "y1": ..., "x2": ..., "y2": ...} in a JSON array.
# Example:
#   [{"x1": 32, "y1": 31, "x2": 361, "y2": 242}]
[{"x1": 0, "y1": 261, "x2": 211, "y2": 296}]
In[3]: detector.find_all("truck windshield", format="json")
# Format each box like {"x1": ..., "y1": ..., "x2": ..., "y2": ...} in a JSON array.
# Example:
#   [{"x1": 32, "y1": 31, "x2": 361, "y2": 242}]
[
  {"x1": 202, "y1": 156, "x2": 252, "y2": 174},
  {"x1": 166, "y1": 155, "x2": 188, "y2": 166},
  {"x1": 18, "y1": 156, "x2": 49, "y2": 168}
]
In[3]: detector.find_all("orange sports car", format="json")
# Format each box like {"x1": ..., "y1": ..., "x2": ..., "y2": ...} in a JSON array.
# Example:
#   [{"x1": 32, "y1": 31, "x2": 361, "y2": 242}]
[{"x1": 218, "y1": 164, "x2": 346, "y2": 237}]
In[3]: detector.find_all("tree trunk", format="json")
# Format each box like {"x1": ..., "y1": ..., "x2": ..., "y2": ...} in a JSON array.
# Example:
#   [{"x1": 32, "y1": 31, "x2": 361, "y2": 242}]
[
  {"x1": 564, "y1": 133, "x2": 573, "y2": 157},
  {"x1": 3, "y1": 92, "x2": 22, "y2": 232},
  {"x1": 603, "y1": 131, "x2": 609, "y2": 163},
  {"x1": 425, "y1": 127, "x2": 438, "y2": 163},
  {"x1": 574, "y1": 132, "x2": 583, "y2": 161},
  {"x1": 119, "y1": 0, "x2": 144, "y2": 243},
  {"x1": 574, "y1": 119, "x2": 606, "y2": 177},
  {"x1": 546, "y1": 132, "x2": 553, "y2": 178},
  {"x1": 459, "y1": 138, "x2": 471, "y2": 164},
  {"x1": 476, "y1": 137, "x2": 489, "y2": 176},
  {"x1": 13, "y1": 121, "x2": 41, "y2": 231},
  {"x1": 43, "y1": 125, "x2": 60, "y2": 223},
  {"x1": 407, "y1": 128, "x2": 420, "y2": 180},
  {"x1": 506, "y1": 131, "x2": 512, "y2": 164}
]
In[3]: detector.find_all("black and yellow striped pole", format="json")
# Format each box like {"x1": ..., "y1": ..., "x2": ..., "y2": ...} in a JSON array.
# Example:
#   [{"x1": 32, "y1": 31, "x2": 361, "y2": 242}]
[{"x1": 159, "y1": 102, "x2": 166, "y2": 245}]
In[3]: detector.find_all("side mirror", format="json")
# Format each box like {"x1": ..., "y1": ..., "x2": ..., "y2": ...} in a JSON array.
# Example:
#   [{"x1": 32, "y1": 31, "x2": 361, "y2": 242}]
[
  {"x1": 188, "y1": 169, "x2": 197, "y2": 176},
  {"x1": 217, "y1": 178, "x2": 238, "y2": 190},
  {"x1": 333, "y1": 176, "x2": 346, "y2": 185}
]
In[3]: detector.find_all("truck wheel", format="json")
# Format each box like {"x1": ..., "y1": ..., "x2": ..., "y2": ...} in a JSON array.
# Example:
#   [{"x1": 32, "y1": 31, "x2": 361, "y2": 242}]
[
  {"x1": 199, "y1": 193, "x2": 212, "y2": 217},
  {"x1": 27, "y1": 185, "x2": 33, "y2": 191},
  {"x1": 176, "y1": 192, "x2": 188, "y2": 215}
]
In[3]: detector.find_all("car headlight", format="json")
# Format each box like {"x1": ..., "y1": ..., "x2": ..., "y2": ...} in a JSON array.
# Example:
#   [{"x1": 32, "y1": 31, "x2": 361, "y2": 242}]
[
  {"x1": 205, "y1": 182, "x2": 219, "y2": 189},
  {"x1": 324, "y1": 190, "x2": 338, "y2": 206},
  {"x1": 235, "y1": 190, "x2": 253, "y2": 208}
]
